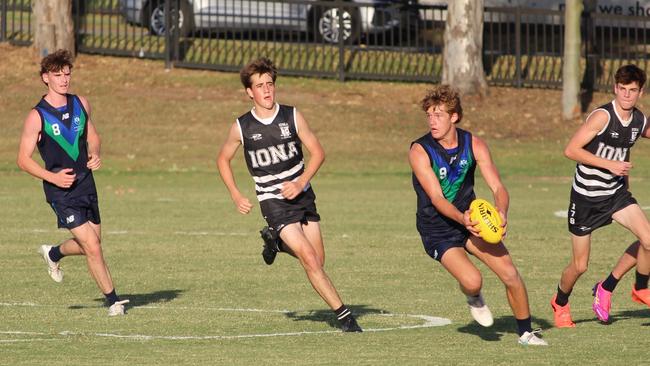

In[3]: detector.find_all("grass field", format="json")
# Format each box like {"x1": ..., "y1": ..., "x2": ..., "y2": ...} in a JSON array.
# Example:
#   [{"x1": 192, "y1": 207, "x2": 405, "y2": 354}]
[{"x1": 1, "y1": 44, "x2": 650, "y2": 365}]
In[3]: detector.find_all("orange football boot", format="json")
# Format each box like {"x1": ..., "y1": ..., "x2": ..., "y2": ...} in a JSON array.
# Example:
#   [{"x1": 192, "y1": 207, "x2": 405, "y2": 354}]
[
  {"x1": 631, "y1": 286, "x2": 650, "y2": 307},
  {"x1": 551, "y1": 294, "x2": 576, "y2": 328}
]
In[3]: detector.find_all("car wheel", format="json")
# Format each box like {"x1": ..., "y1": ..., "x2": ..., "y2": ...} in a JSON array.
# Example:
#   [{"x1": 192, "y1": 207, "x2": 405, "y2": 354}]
[
  {"x1": 312, "y1": 4, "x2": 360, "y2": 44},
  {"x1": 147, "y1": 0, "x2": 193, "y2": 37}
]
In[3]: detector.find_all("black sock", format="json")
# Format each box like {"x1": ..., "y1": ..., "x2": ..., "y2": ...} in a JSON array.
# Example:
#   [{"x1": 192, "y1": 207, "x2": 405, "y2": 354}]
[
  {"x1": 104, "y1": 289, "x2": 120, "y2": 306},
  {"x1": 555, "y1": 285, "x2": 571, "y2": 306},
  {"x1": 49, "y1": 245, "x2": 64, "y2": 262},
  {"x1": 466, "y1": 293, "x2": 482, "y2": 306},
  {"x1": 635, "y1": 271, "x2": 649, "y2": 290},
  {"x1": 516, "y1": 316, "x2": 532, "y2": 336},
  {"x1": 334, "y1": 304, "x2": 352, "y2": 322},
  {"x1": 601, "y1": 273, "x2": 620, "y2": 292}
]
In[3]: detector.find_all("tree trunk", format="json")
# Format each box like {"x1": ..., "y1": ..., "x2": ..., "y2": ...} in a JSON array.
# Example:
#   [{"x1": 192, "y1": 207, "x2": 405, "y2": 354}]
[
  {"x1": 32, "y1": 0, "x2": 74, "y2": 58},
  {"x1": 562, "y1": 0, "x2": 582, "y2": 120},
  {"x1": 442, "y1": 0, "x2": 487, "y2": 97}
]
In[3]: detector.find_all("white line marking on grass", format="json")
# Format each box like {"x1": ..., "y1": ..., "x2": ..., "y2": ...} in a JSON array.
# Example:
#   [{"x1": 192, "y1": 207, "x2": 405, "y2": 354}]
[
  {"x1": 0, "y1": 302, "x2": 41, "y2": 307},
  {"x1": 54, "y1": 314, "x2": 449, "y2": 341},
  {"x1": 0, "y1": 302, "x2": 451, "y2": 341},
  {"x1": 0, "y1": 331, "x2": 45, "y2": 335},
  {"x1": 0, "y1": 338, "x2": 62, "y2": 343}
]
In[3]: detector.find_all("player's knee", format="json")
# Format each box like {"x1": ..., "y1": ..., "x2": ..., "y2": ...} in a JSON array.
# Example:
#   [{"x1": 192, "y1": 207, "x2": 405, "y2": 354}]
[
  {"x1": 500, "y1": 267, "x2": 523, "y2": 288},
  {"x1": 300, "y1": 254, "x2": 323, "y2": 273},
  {"x1": 79, "y1": 239, "x2": 102, "y2": 257},
  {"x1": 573, "y1": 261, "x2": 588, "y2": 275},
  {"x1": 460, "y1": 274, "x2": 482, "y2": 294}
]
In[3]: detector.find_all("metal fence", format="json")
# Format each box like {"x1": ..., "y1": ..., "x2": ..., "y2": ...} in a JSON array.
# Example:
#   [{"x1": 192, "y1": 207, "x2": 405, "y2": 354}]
[{"x1": 2, "y1": 0, "x2": 650, "y2": 90}]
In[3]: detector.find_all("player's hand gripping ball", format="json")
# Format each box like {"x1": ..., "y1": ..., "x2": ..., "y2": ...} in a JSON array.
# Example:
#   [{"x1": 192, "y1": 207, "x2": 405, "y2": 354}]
[{"x1": 469, "y1": 199, "x2": 503, "y2": 244}]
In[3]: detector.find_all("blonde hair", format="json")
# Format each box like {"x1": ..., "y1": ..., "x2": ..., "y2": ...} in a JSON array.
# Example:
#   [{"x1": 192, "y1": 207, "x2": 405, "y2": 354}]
[{"x1": 421, "y1": 85, "x2": 463, "y2": 122}]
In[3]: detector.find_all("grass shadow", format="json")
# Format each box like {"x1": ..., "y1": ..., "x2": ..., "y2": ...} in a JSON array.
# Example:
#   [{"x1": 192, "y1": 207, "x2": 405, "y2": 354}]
[
  {"x1": 605, "y1": 309, "x2": 650, "y2": 326},
  {"x1": 68, "y1": 289, "x2": 184, "y2": 309},
  {"x1": 457, "y1": 315, "x2": 552, "y2": 342},
  {"x1": 283, "y1": 304, "x2": 387, "y2": 330},
  {"x1": 570, "y1": 308, "x2": 650, "y2": 326}
]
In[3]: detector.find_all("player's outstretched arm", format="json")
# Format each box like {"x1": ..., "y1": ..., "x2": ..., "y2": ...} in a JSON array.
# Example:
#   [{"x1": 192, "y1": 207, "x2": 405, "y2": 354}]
[
  {"x1": 282, "y1": 110, "x2": 325, "y2": 200},
  {"x1": 565, "y1": 110, "x2": 631, "y2": 176},
  {"x1": 80, "y1": 96, "x2": 102, "y2": 171},
  {"x1": 17, "y1": 109, "x2": 76, "y2": 188},
  {"x1": 409, "y1": 142, "x2": 478, "y2": 234},
  {"x1": 473, "y1": 136, "x2": 509, "y2": 233},
  {"x1": 217, "y1": 122, "x2": 252, "y2": 214}
]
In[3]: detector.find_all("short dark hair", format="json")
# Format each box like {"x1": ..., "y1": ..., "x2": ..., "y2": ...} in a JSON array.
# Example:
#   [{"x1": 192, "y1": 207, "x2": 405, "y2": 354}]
[
  {"x1": 40, "y1": 49, "x2": 73, "y2": 76},
  {"x1": 421, "y1": 85, "x2": 463, "y2": 123},
  {"x1": 615, "y1": 64, "x2": 646, "y2": 88},
  {"x1": 240, "y1": 57, "x2": 277, "y2": 89}
]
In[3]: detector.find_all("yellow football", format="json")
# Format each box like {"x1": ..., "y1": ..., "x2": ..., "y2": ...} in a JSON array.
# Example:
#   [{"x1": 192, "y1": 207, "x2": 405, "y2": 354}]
[{"x1": 469, "y1": 198, "x2": 503, "y2": 244}]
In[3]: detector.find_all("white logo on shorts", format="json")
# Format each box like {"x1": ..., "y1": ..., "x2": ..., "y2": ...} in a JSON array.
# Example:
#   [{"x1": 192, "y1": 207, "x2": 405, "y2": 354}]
[
  {"x1": 433, "y1": 250, "x2": 438, "y2": 259},
  {"x1": 66, "y1": 215, "x2": 75, "y2": 224}
]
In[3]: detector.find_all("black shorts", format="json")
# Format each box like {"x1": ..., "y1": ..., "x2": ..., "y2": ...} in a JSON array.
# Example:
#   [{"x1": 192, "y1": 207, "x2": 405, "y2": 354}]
[
  {"x1": 49, "y1": 194, "x2": 101, "y2": 230},
  {"x1": 568, "y1": 189, "x2": 636, "y2": 236},
  {"x1": 418, "y1": 218, "x2": 470, "y2": 262},
  {"x1": 260, "y1": 187, "x2": 320, "y2": 235}
]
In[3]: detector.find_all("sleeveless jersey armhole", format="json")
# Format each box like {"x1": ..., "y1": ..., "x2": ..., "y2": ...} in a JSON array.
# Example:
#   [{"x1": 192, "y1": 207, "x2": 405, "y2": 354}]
[
  {"x1": 411, "y1": 141, "x2": 434, "y2": 167},
  {"x1": 235, "y1": 118, "x2": 244, "y2": 147},
  {"x1": 464, "y1": 130, "x2": 473, "y2": 158},
  {"x1": 34, "y1": 107, "x2": 45, "y2": 145},
  {"x1": 293, "y1": 107, "x2": 298, "y2": 134},
  {"x1": 586, "y1": 108, "x2": 610, "y2": 136}
]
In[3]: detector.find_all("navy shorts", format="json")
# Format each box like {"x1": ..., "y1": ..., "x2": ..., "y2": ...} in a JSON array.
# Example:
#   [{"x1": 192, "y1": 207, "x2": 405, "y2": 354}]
[
  {"x1": 49, "y1": 194, "x2": 101, "y2": 230},
  {"x1": 419, "y1": 227, "x2": 470, "y2": 262},
  {"x1": 568, "y1": 189, "x2": 636, "y2": 236},
  {"x1": 261, "y1": 188, "x2": 320, "y2": 235}
]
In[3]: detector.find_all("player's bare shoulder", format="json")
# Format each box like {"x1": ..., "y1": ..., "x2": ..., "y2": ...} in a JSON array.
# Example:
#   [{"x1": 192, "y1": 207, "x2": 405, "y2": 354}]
[
  {"x1": 77, "y1": 95, "x2": 92, "y2": 113},
  {"x1": 471, "y1": 134, "x2": 491, "y2": 158},
  {"x1": 585, "y1": 108, "x2": 610, "y2": 129}
]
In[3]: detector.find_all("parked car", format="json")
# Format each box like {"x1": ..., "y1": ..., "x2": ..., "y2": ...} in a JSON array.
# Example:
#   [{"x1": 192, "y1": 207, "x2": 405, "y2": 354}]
[{"x1": 120, "y1": 0, "x2": 419, "y2": 43}]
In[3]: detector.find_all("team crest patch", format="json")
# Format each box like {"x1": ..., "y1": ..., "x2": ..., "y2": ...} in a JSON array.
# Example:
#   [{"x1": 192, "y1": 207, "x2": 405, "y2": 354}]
[
  {"x1": 72, "y1": 116, "x2": 81, "y2": 132},
  {"x1": 631, "y1": 128, "x2": 639, "y2": 142},
  {"x1": 278, "y1": 123, "x2": 291, "y2": 139}
]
